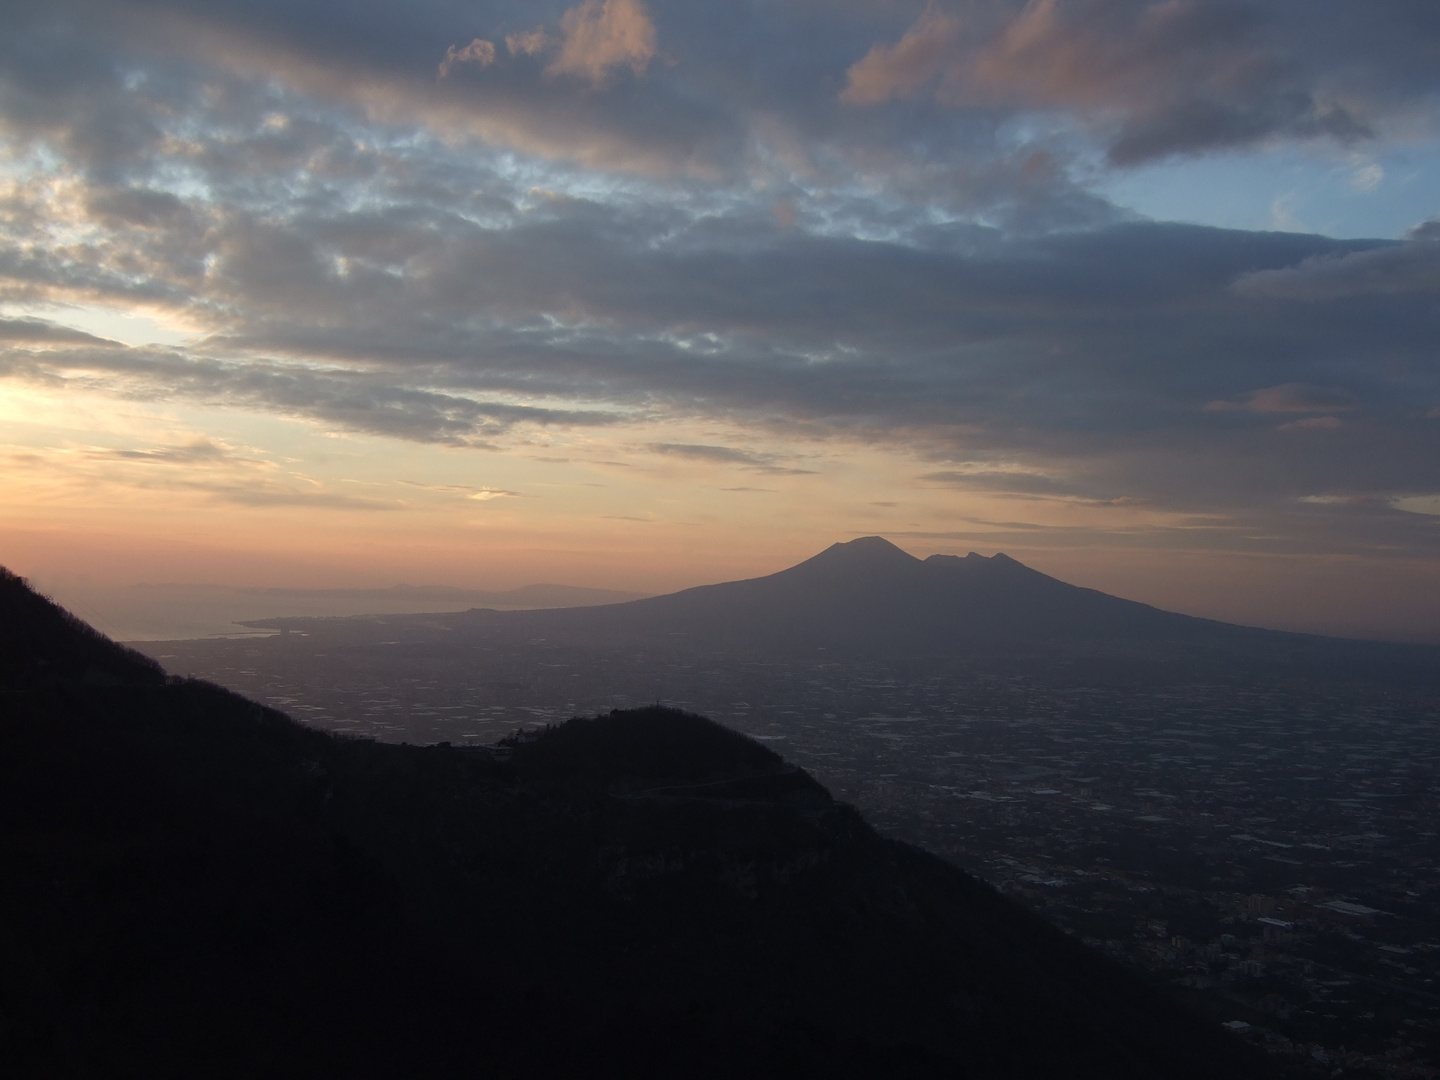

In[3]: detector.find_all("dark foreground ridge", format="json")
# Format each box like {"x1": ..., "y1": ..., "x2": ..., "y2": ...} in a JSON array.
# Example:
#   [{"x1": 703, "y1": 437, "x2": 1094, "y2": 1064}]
[{"x1": 1, "y1": 569, "x2": 1272, "y2": 1078}]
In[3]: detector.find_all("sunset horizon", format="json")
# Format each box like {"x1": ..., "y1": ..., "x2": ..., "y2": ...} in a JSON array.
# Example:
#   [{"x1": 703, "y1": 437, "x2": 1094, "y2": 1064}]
[{"x1": 4, "y1": 0, "x2": 1439, "y2": 644}]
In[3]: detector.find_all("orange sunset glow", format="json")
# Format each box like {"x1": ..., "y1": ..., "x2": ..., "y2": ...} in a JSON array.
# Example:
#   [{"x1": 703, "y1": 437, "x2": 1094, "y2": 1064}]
[{"x1": 3, "y1": 0, "x2": 1439, "y2": 642}]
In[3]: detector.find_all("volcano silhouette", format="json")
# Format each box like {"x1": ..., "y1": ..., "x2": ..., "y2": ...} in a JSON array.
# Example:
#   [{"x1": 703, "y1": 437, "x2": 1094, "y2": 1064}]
[{"x1": 437, "y1": 536, "x2": 1256, "y2": 657}]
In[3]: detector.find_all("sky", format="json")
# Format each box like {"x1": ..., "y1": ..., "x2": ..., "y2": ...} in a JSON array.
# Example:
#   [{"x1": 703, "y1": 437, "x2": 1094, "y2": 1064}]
[{"x1": 2, "y1": 0, "x2": 1439, "y2": 642}]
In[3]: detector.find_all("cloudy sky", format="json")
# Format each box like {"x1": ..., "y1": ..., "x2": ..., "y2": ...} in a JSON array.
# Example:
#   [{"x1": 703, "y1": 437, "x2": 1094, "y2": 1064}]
[{"x1": 3, "y1": 0, "x2": 1439, "y2": 641}]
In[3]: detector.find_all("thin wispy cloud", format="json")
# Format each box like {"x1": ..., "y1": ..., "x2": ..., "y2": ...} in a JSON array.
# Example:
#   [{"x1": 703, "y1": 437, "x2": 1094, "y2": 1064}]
[
  {"x1": 646, "y1": 443, "x2": 817, "y2": 475},
  {"x1": 399, "y1": 480, "x2": 523, "y2": 500}
]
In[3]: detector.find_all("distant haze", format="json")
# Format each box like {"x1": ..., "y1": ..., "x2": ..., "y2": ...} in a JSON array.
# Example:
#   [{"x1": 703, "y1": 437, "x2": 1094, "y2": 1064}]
[
  {"x1": 23, "y1": 537, "x2": 1440, "y2": 645},
  {"x1": 43, "y1": 582, "x2": 648, "y2": 642}
]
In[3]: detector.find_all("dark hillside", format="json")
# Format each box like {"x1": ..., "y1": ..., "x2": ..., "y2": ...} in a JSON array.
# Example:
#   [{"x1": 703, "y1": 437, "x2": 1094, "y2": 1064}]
[
  {"x1": 0, "y1": 568, "x2": 164, "y2": 687},
  {"x1": 0, "y1": 573, "x2": 1274, "y2": 1079},
  {"x1": 506, "y1": 706, "x2": 785, "y2": 785}
]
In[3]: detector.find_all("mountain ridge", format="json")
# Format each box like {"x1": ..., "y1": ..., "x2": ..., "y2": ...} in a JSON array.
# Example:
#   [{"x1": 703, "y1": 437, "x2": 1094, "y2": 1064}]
[
  {"x1": 436, "y1": 537, "x2": 1341, "y2": 658},
  {"x1": 0, "y1": 566, "x2": 167, "y2": 687},
  {"x1": 223, "y1": 537, "x2": 1440, "y2": 685},
  {"x1": 0, "y1": 568, "x2": 1273, "y2": 1078}
]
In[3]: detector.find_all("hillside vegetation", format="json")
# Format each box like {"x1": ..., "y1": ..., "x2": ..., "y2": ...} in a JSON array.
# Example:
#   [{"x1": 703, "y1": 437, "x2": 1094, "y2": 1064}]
[{"x1": 0, "y1": 568, "x2": 1271, "y2": 1078}]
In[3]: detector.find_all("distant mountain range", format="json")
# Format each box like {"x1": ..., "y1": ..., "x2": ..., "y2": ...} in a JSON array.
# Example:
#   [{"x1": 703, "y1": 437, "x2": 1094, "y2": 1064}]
[
  {"x1": 0, "y1": 563, "x2": 1275, "y2": 1078},
  {"x1": 245, "y1": 537, "x2": 1440, "y2": 682}
]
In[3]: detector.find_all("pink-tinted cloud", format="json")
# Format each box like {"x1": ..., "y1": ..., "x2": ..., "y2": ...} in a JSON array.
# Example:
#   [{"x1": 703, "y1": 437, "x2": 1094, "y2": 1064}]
[
  {"x1": 506, "y1": 29, "x2": 552, "y2": 58},
  {"x1": 840, "y1": 6, "x2": 962, "y2": 106},
  {"x1": 545, "y1": 0, "x2": 657, "y2": 87},
  {"x1": 438, "y1": 38, "x2": 496, "y2": 80},
  {"x1": 1279, "y1": 415, "x2": 1345, "y2": 431},
  {"x1": 1205, "y1": 383, "x2": 1357, "y2": 414},
  {"x1": 845, "y1": 1, "x2": 1259, "y2": 110},
  {"x1": 843, "y1": 0, "x2": 1373, "y2": 162}
]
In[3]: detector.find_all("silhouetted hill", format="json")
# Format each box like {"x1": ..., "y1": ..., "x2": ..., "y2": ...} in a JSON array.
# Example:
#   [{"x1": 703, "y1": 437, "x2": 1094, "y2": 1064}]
[
  {"x1": 0, "y1": 571, "x2": 1274, "y2": 1078},
  {"x1": 0, "y1": 567, "x2": 165, "y2": 688},
  {"x1": 506, "y1": 706, "x2": 786, "y2": 786}
]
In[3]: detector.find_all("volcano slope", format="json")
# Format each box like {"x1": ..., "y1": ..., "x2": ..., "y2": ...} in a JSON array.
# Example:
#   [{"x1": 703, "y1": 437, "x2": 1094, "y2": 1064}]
[
  {"x1": 244, "y1": 537, "x2": 1440, "y2": 689},
  {"x1": 0, "y1": 568, "x2": 1271, "y2": 1079}
]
